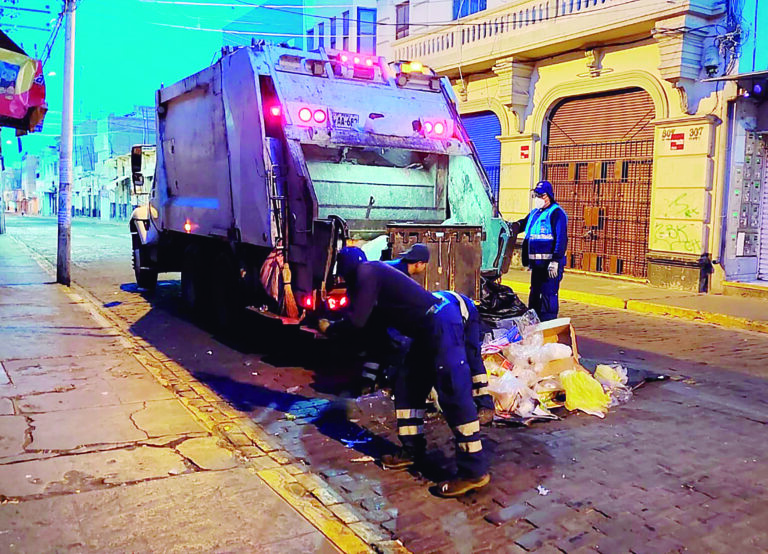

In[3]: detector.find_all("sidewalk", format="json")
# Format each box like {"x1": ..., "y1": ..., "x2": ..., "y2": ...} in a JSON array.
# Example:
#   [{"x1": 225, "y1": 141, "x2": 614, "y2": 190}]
[
  {"x1": 503, "y1": 268, "x2": 768, "y2": 334},
  {"x1": 0, "y1": 236, "x2": 344, "y2": 553}
]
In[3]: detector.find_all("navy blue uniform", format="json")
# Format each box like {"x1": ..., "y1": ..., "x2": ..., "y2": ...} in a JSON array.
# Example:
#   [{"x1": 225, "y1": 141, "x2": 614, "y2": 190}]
[
  {"x1": 330, "y1": 261, "x2": 487, "y2": 478},
  {"x1": 515, "y1": 193, "x2": 568, "y2": 321},
  {"x1": 395, "y1": 291, "x2": 488, "y2": 478}
]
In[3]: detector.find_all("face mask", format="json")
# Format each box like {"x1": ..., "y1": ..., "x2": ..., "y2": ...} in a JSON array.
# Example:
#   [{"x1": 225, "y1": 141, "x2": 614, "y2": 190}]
[{"x1": 533, "y1": 197, "x2": 546, "y2": 210}]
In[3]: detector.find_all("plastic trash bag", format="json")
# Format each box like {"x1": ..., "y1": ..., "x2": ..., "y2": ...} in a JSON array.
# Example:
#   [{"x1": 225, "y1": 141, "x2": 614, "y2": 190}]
[
  {"x1": 594, "y1": 364, "x2": 632, "y2": 406},
  {"x1": 560, "y1": 369, "x2": 611, "y2": 418},
  {"x1": 488, "y1": 372, "x2": 526, "y2": 413},
  {"x1": 478, "y1": 276, "x2": 529, "y2": 323}
]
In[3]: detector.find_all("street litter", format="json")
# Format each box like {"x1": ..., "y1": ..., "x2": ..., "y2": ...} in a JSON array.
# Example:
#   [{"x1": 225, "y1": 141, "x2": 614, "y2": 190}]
[
  {"x1": 286, "y1": 385, "x2": 301, "y2": 393},
  {"x1": 351, "y1": 455, "x2": 375, "y2": 463},
  {"x1": 482, "y1": 311, "x2": 641, "y2": 424},
  {"x1": 536, "y1": 485, "x2": 550, "y2": 496},
  {"x1": 206, "y1": 350, "x2": 213, "y2": 355}
]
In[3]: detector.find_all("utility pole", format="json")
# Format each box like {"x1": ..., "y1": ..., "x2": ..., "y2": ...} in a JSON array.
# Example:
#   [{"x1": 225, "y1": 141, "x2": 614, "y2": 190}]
[{"x1": 57, "y1": 0, "x2": 75, "y2": 286}]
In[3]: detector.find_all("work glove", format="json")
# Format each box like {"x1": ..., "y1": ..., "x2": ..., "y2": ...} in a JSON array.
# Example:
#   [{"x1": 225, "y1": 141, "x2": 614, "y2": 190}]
[
  {"x1": 318, "y1": 318, "x2": 331, "y2": 334},
  {"x1": 548, "y1": 261, "x2": 559, "y2": 279}
]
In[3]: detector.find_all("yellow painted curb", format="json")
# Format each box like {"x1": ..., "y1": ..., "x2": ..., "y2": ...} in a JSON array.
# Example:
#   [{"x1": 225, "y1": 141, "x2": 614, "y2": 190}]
[
  {"x1": 626, "y1": 300, "x2": 768, "y2": 334},
  {"x1": 501, "y1": 277, "x2": 627, "y2": 310},
  {"x1": 257, "y1": 468, "x2": 373, "y2": 554},
  {"x1": 502, "y1": 274, "x2": 768, "y2": 334}
]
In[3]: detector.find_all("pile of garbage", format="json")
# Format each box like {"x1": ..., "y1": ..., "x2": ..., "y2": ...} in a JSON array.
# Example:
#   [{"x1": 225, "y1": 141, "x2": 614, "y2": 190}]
[{"x1": 482, "y1": 310, "x2": 632, "y2": 424}]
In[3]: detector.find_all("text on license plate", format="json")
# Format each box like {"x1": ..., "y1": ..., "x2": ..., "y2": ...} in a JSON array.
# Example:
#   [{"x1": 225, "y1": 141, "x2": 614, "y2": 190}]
[{"x1": 332, "y1": 112, "x2": 359, "y2": 128}]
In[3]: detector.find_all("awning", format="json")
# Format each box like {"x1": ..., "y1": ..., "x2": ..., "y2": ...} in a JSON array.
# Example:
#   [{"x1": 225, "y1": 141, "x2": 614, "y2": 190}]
[{"x1": 0, "y1": 30, "x2": 47, "y2": 133}]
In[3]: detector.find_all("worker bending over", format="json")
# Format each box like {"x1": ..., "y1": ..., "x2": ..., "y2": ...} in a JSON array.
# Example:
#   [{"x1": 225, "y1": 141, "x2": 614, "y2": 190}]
[
  {"x1": 321, "y1": 247, "x2": 490, "y2": 497},
  {"x1": 512, "y1": 180, "x2": 568, "y2": 321}
]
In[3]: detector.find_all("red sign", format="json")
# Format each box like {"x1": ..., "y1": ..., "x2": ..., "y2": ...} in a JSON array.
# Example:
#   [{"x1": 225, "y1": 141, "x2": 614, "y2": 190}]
[
  {"x1": 670, "y1": 132, "x2": 685, "y2": 151},
  {"x1": 521, "y1": 145, "x2": 530, "y2": 159}
]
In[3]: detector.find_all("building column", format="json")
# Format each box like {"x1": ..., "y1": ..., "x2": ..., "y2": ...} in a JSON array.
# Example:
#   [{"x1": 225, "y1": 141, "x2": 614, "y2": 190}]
[{"x1": 648, "y1": 115, "x2": 721, "y2": 291}]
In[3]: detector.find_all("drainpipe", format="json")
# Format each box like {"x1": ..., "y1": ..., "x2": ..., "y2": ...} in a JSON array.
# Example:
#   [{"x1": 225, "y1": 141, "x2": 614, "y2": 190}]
[{"x1": 709, "y1": 80, "x2": 738, "y2": 293}]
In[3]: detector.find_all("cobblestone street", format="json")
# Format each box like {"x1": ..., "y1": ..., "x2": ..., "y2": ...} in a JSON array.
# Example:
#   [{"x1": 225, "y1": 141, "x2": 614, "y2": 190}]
[{"x1": 5, "y1": 215, "x2": 768, "y2": 553}]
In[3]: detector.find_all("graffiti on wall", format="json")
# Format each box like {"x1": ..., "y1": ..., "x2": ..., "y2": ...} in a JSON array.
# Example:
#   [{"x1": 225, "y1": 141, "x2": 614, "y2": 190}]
[{"x1": 652, "y1": 222, "x2": 702, "y2": 253}]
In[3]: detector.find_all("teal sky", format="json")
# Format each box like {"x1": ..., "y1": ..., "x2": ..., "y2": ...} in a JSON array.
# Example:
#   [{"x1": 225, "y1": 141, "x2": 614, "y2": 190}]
[{"x1": 1, "y1": 0, "x2": 261, "y2": 164}]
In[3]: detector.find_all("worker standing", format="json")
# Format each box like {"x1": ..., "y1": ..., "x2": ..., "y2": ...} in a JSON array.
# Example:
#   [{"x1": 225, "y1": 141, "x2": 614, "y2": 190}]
[
  {"x1": 320, "y1": 247, "x2": 490, "y2": 497},
  {"x1": 512, "y1": 180, "x2": 568, "y2": 322}
]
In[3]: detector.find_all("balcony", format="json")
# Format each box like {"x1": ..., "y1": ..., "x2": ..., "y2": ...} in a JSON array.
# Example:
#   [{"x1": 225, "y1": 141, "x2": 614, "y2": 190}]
[{"x1": 392, "y1": 0, "x2": 724, "y2": 75}]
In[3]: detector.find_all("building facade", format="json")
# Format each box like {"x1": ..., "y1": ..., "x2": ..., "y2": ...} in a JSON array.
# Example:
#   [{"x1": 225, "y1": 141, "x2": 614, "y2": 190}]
[
  {"x1": 377, "y1": 0, "x2": 764, "y2": 292},
  {"x1": 303, "y1": 0, "x2": 379, "y2": 54}
]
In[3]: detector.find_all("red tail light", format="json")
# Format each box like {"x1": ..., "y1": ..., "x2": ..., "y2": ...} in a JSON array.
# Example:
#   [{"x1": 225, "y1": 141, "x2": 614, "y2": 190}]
[
  {"x1": 313, "y1": 109, "x2": 327, "y2": 123},
  {"x1": 270, "y1": 105, "x2": 281, "y2": 117},
  {"x1": 339, "y1": 296, "x2": 348, "y2": 307},
  {"x1": 327, "y1": 295, "x2": 348, "y2": 311},
  {"x1": 302, "y1": 295, "x2": 314, "y2": 309},
  {"x1": 298, "y1": 107, "x2": 313, "y2": 122}
]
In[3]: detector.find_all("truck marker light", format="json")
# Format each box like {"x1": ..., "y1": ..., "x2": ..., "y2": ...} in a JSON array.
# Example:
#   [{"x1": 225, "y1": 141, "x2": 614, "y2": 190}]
[
  {"x1": 409, "y1": 61, "x2": 423, "y2": 72},
  {"x1": 313, "y1": 109, "x2": 327, "y2": 123},
  {"x1": 270, "y1": 105, "x2": 281, "y2": 117},
  {"x1": 184, "y1": 221, "x2": 192, "y2": 233},
  {"x1": 298, "y1": 107, "x2": 313, "y2": 122},
  {"x1": 341, "y1": 54, "x2": 349, "y2": 63},
  {"x1": 353, "y1": 56, "x2": 361, "y2": 64},
  {"x1": 424, "y1": 121, "x2": 433, "y2": 133},
  {"x1": 365, "y1": 58, "x2": 374, "y2": 67},
  {"x1": 434, "y1": 122, "x2": 445, "y2": 135}
]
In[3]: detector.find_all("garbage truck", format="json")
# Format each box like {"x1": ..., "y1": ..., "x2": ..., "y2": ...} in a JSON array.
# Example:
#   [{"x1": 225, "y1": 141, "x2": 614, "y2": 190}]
[{"x1": 129, "y1": 43, "x2": 512, "y2": 326}]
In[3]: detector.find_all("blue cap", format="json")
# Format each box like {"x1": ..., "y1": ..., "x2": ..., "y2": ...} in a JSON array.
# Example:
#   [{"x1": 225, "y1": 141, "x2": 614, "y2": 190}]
[
  {"x1": 399, "y1": 243, "x2": 430, "y2": 263},
  {"x1": 533, "y1": 180, "x2": 555, "y2": 202},
  {"x1": 336, "y1": 247, "x2": 367, "y2": 280}
]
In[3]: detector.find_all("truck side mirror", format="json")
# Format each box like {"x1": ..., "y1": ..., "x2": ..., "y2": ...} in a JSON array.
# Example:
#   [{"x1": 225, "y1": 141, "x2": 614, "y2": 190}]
[
  {"x1": 131, "y1": 146, "x2": 144, "y2": 194},
  {"x1": 131, "y1": 146, "x2": 143, "y2": 174},
  {"x1": 132, "y1": 173, "x2": 145, "y2": 195}
]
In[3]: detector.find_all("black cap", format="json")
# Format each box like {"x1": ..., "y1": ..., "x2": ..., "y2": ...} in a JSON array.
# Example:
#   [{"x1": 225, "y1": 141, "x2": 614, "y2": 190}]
[{"x1": 399, "y1": 243, "x2": 430, "y2": 263}]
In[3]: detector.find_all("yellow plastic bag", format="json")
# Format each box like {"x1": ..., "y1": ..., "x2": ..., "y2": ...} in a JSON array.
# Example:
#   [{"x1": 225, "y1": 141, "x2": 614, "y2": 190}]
[
  {"x1": 560, "y1": 369, "x2": 610, "y2": 418},
  {"x1": 594, "y1": 364, "x2": 628, "y2": 387}
]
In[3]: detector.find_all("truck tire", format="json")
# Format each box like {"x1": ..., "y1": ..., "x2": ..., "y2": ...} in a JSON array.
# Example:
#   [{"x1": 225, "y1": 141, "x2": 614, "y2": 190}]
[{"x1": 131, "y1": 223, "x2": 158, "y2": 291}]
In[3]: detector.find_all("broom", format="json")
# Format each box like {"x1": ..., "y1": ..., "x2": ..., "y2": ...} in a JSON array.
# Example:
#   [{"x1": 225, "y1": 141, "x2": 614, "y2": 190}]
[{"x1": 282, "y1": 262, "x2": 299, "y2": 319}]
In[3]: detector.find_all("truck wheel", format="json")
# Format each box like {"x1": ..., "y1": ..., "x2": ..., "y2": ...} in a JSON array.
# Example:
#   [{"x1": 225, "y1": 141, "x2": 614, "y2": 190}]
[{"x1": 132, "y1": 245, "x2": 158, "y2": 291}]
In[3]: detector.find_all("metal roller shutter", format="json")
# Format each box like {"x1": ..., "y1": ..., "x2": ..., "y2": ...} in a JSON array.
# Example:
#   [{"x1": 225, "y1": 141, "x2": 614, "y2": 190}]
[
  {"x1": 543, "y1": 88, "x2": 655, "y2": 279},
  {"x1": 759, "y1": 138, "x2": 768, "y2": 280},
  {"x1": 461, "y1": 111, "x2": 501, "y2": 199}
]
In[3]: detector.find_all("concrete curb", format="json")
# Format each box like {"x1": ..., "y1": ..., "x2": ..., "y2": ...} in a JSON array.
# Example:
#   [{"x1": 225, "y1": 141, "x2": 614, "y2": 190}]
[
  {"x1": 11, "y1": 235, "x2": 403, "y2": 554},
  {"x1": 502, "y1": 276, "x2": 768, "y2": 335}
]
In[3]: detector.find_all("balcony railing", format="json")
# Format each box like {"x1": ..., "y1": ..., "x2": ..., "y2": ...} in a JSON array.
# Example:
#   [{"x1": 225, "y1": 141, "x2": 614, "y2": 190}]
[{"x1": 392, "y1": 0, "x2": 717, "y2": 70}]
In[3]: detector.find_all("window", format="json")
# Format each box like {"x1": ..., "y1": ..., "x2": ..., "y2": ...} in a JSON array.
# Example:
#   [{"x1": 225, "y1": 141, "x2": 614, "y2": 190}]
[
  {"x1": 307, "y1": 29, "x2": 314, "y2": 51},
  {"x1": 396, "y1": 2, "x2": 409, "y2": 40},
  {"x1": 452, "y1": 0, "x2": 487, "y2": 19},
  {"x1": 342, "y1": 11, "x2": 350, "y2": 50},
  {"x1": 318, "y1": 22, "x2": 325, "y2": 49},
  {"x1": 330, "y1": 17, "x2": 337, "y2": 49},
  {"x1": 357, "y1": 8, "x2": 376, "y2": 54}
]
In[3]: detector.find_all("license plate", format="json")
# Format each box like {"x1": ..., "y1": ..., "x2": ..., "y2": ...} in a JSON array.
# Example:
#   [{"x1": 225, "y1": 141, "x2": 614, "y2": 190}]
[{"x1": 332, "y1": 112, "x2": 359, "y2": 129}]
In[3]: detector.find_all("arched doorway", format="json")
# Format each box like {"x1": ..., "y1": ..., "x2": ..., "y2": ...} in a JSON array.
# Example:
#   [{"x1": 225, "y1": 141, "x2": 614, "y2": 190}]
[
  {"x1": 461, "y1": 110, "x2": 501, "y2": 201},
  {"x1": 543, "y1": 88, "x2": 655, "y2": 278}
]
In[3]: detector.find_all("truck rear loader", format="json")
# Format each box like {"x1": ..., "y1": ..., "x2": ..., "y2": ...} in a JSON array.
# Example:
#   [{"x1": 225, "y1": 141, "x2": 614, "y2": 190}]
[{"x1": 130, "y1": 43, "x2": 512, "y2": 327}]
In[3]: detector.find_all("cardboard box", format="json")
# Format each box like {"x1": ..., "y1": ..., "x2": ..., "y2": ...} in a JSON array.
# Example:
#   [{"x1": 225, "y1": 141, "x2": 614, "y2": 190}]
[{"x1": 531, "y1": 318, "x2": 584, "y2": 378}]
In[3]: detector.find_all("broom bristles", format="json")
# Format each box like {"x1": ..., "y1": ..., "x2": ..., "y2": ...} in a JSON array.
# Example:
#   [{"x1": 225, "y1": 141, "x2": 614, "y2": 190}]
[{"x1": 282, "y1": 263, "x2": 299, "y2": 319}]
